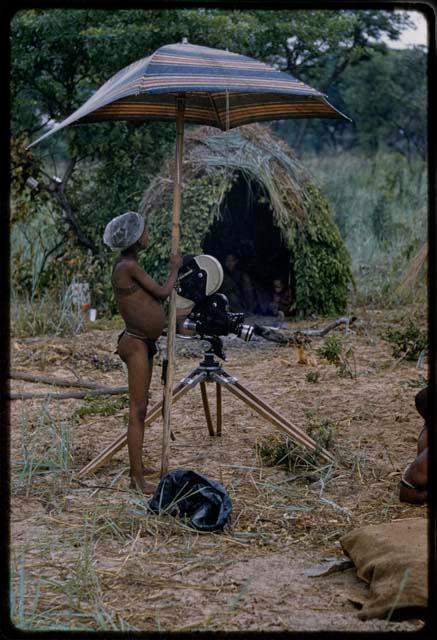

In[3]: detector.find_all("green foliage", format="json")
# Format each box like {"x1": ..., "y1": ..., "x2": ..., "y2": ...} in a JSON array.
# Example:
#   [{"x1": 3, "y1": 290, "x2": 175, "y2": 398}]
[
  {"x1": 15, "y1": 404, "x2": 72, "y2": 492},
  {"x1": 11, "y1": 292, "x2": 71, "y2": 338},
  {"x1": 341, "y1": 47, "x2": 427, "y2": 159},
  {"x1": 306, "y1": 415, "x2": 336, "y2": 451},
  {"x1": 304, "y1": 151, "x2": 427, "y2": 302},
  {"x1": 141, "y1": 171, "x2": 231, "y2": 283},
  {"x1": 385, "y1": 320, "x2": 428, "y2": 361},
  {"x1": 306, "y1": 371, "x2": 320, "y2": 383},
  {"x1": 291, "y1": 184, "x2": 352, "y2": 316},
  {"x1": 73, "y1": 395, "x2": 129, "y2": 421},
  {"x1": 317, "y1": 334, "x2": 343, "y2": 364},
  {"x1": 317, "y1": 334, "x2": 356, "y2": 377},
  {"x1": 257, "y1": 416, "x2": 335, "y2": 472},
  {"x1": 275, "y1": 40, "x2": 426, "y2": 157}
]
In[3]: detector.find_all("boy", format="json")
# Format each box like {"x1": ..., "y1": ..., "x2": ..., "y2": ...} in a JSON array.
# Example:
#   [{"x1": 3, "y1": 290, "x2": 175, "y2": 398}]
[{"x1": 103, "y1": 211, "x2": 182, "y2": 493}]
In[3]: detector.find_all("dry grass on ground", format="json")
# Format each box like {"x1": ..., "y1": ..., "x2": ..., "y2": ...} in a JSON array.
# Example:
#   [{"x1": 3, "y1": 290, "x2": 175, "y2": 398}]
[{"x1": 9, "y1": 305, "x2": 428, "y2": 632}]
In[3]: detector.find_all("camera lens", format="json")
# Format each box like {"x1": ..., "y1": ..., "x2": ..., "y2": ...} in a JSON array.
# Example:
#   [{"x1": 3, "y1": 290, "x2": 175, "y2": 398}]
[
  {"x1": 182, "y1": 318, "x2": 198, "y2": 333},
  {"x1": 238, "y1": 324, "x2": 254, "y2": 342}
]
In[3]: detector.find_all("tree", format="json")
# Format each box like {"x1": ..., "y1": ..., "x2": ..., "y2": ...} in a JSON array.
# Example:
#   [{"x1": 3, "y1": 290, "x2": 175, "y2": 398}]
[
  {"x1": 10, "y1": 7, "x2": 413, "y2": 304},
  {"x1": 341, "y1": 46, "x2": 427, "y2": 160}
]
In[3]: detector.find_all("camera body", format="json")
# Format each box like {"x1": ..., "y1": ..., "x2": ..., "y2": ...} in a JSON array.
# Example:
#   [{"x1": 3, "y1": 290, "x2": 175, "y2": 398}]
[
  {"x1": 183, "y1": 292, "x2": 254, "y2": 342},
  {"x1": 176, "y1": 255, "x2": 254, "y2": 342}
]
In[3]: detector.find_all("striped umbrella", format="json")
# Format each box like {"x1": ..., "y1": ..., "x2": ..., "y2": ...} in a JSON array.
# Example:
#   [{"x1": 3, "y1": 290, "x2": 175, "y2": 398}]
[
  {"x1": 30, "y1": 41, "x2": 347, "y2": 143},
  {"x1": 30, "y1": 41, "x2": 349, "y2": 476}
]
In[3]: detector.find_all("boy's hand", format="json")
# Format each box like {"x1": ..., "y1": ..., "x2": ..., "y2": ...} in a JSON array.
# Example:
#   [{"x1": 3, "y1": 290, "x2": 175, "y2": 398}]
[{"x1": 169, "y1": 254, "x2": 183, "y2": 270}]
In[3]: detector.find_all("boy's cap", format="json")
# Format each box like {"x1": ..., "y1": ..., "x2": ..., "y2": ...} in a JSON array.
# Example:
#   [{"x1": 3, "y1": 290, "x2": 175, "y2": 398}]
[{"x1": 103, "y1": 212, "x2": 145, "y2": 251}]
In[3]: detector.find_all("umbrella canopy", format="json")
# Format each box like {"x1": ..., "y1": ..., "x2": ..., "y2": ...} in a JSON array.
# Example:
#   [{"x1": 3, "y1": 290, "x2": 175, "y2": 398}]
[{"x1": 30, "y1": 41, "x2": 348, "y2": 147}]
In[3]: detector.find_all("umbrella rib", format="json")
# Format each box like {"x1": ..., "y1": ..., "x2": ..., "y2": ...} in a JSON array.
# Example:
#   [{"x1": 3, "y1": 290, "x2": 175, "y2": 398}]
[{"x1": 208, "y1": 93, "x2": 223, "y2": 130}]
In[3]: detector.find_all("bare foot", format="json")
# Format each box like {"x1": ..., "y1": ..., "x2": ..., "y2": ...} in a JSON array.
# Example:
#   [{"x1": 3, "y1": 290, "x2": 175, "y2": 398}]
[{"x1": 130, "y1": 477, "x2": 157, "y2": 494}]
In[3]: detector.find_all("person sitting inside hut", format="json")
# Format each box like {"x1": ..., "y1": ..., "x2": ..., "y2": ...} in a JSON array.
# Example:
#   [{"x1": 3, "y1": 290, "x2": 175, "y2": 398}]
[
  {"x1": 219, "y1": 253, "x2": 255, "y2": 313},
  {"x1": 253, "y1": 277, "x2": 293, "y2": 319},
  {"x1": 399, "y1": 386, "x2": 429, "y2": 505},
  {"x1": 271, "y1": 277, "x2": 294, "y2": 318},
  {"x1": 103, "y1": 211, "x2": 182, "y2": 494}
]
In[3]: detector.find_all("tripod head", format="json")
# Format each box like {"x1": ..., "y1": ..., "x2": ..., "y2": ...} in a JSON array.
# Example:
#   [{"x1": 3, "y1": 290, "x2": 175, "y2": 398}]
[{"x1": 202, "y1": 335, "x2": 226, "y2": 361}]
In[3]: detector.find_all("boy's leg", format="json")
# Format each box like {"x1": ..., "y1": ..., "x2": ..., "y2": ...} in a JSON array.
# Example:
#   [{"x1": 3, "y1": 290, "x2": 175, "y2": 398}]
[{"x1": 118, "y1": 335, "x2": 156, "y2": 493}]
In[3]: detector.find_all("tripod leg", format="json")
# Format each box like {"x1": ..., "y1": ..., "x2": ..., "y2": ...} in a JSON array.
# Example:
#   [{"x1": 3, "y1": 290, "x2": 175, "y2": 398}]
[
  {"x1": 200, "y1": 382, "x2": 215, "y2": 436},
  {"x1": 221, "y1": 379, "x2": 334, "y2": 464},
  {"x1": 216, "y1": 382, "x2": 222, "y2": 437},
  {"x1": 77, "y1": 370, "x2": 206, "y2": 478}
]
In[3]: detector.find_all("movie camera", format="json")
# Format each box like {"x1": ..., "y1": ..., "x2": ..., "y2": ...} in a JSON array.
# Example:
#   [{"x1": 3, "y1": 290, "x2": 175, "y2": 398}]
[{"x1": 176, "y1": 255, "x2": 255, "y2": 358}]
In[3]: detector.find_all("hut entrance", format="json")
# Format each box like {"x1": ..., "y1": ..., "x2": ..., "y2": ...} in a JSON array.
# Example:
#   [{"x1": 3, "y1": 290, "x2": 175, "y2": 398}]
[{"x1": 202, "y1": 173, "x2": 293, "y2": 314}]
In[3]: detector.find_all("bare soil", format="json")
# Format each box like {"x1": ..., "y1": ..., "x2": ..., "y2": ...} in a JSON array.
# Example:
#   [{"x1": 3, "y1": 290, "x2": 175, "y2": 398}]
[{"x1": 9, "y1": 306, "x2": 428, "y2": 632}]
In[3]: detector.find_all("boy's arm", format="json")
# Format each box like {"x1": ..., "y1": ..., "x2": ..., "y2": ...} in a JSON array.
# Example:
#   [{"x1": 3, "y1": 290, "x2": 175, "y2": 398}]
[{"x1": 130, "y1": 257, "x2": 181, "y2": 300}]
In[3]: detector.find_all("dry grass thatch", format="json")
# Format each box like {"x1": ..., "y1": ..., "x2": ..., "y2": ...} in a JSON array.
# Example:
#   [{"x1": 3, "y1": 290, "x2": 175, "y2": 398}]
[
  {"x1": 396, "y1": 243, "x2": 427, "y2": 295},
  {"x1": 139, "y1": 124, "x2": 352, "y2": 317}
]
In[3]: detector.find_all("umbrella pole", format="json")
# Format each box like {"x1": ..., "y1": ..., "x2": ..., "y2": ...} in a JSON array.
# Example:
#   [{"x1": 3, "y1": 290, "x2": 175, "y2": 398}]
[{"x1": 161, "y1": 95, "x2": 185, "y2": 477}]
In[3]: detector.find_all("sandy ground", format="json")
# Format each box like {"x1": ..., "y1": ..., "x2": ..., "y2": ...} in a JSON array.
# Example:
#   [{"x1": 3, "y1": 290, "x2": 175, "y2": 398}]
[{"x1": 9, "y1": 306, "x2": 428, "y2": 632}]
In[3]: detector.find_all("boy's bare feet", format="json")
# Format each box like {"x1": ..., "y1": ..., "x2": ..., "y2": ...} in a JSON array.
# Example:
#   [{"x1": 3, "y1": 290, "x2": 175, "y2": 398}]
[{"x1": 130, "y1": 477, "x2": 157, "y2": 494}]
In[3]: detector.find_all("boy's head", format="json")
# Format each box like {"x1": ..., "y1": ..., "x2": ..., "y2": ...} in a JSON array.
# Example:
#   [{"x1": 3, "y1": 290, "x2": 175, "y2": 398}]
[
  {"x1": 273, "y1": 278, "x2": 285, "y2": 293},
  {"x1": 103, "y1": 211, "x2": 148, "y2": 251}
]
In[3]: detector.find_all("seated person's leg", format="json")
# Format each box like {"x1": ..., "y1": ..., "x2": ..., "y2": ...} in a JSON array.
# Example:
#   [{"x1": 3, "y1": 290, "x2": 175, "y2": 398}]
[
  {"x1": 399, "y1": 448, "x2": 428, "y2": 505},
  {"x1": 415, "y1": 386, "x2": 429, "y2": 422}
]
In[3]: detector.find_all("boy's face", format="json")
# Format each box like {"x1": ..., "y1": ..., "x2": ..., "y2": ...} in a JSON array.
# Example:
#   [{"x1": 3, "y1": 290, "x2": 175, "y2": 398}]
[{"x1": 273, "y1": 279, "x2": 284, "y2": 292}]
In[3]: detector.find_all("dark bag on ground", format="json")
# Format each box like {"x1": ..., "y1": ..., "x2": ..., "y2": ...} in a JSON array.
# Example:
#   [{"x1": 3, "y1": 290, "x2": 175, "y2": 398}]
[{"x1": 148, "y1": 469, "x2": 232, "y2": 531}]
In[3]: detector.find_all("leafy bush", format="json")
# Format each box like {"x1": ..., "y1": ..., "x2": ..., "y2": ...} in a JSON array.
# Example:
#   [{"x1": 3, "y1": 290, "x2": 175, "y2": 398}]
[
  {"x1": 306, "y1": 371, "x2": 320, "y2": 383},
  {"x1": 256, "y1": 416, "x2": 335, "y2": 473},
  {"x1": 317, "y1": 334, "x2": 356, "y2": 377},
  {"x1": 385, "y1": 320, "x2": 428, "y2": 361},
  {"x1": 317, "y1": 334, "x2": 343, "y2": 364},
  {"x1": 73, "y1": 395, "x2": 129, "y2": 421}
]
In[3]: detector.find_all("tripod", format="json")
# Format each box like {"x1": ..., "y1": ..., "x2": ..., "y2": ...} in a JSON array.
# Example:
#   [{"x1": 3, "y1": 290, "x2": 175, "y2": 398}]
[{"x1": 77, "y1": 343, "x2": 334, "y2": 479}]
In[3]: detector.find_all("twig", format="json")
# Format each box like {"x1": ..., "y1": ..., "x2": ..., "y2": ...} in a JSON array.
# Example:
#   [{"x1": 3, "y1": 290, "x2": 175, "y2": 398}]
[
  {"x1": 10, "y1": 370, "x2": 112, "y2": 390},
  {"x1": 8, "y1": 386, "x2": 128, "y2": 400}
]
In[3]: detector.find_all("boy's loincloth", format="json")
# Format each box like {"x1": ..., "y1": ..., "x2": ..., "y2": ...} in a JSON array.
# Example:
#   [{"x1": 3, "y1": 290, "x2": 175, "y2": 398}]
[{"x1": 116, "y1": 329, "x2": 158, "y2": 360}]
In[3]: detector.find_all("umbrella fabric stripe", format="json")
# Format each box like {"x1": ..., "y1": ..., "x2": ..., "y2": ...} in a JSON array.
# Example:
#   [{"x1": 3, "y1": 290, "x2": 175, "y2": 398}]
[
  {"x1": 84, "y1": 105, "x2": 214, "y2": 120},
  {"x1": 228, "y1": 104, "x2": 339, "y2": 120},
  {"x1": 82, "y1": 100, "x2": 339, "y2": 129},
  {"x1": 93, "y1": 99, "x2": 332, "y2": 115},
  {"x1": 138, "y1": 75, "x2": 318, "y2": 93},
  {"x1": 149, "y1": 65, "x2": 308, "y2": 83},
  {"x1": 152, "y1": 53, "x2": 272, "y2": 71}
]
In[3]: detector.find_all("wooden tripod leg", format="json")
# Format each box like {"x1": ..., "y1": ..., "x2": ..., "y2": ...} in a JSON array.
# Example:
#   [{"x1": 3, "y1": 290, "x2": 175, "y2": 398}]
[
  {"x1": 200, "y1": 382, "x2": 215, "y2": 436},
  {"x1": 77, "y1": 373, "x2": 203, "y2": 479},
  {"x1": 216, "y1": 383, "x2": 222, "y2": 437},
  {"x1": 223, "y1": 381, "x2": 334, "y2": 464}
]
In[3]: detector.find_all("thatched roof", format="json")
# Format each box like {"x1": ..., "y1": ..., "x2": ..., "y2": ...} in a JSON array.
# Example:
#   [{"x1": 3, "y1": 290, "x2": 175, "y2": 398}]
[{"x1": 140, "y1": 124, "x2": 352, "y2": 316}]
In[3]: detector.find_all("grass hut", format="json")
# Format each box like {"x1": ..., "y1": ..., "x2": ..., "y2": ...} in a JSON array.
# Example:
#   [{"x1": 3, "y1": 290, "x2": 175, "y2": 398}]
[{"x1": 140, "y1": 124, "x2": 352, "y2": 317}]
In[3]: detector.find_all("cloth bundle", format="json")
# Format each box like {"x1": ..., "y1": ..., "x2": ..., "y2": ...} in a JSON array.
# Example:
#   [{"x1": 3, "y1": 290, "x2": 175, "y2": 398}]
[{"x1": 148, "y1": 469, "x2": 232, "y2": 531}]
